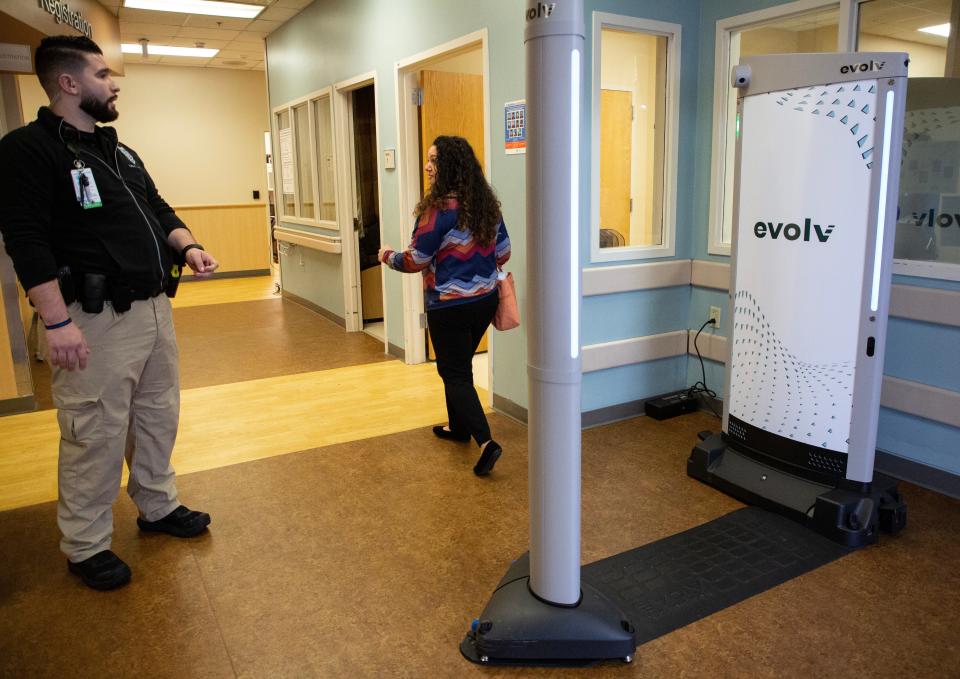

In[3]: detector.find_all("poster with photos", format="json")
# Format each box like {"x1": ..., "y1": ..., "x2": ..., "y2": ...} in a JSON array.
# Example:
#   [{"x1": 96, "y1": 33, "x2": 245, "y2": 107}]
[{"x1": 504, "y1": 100, "x2": 526, "y2": 154}]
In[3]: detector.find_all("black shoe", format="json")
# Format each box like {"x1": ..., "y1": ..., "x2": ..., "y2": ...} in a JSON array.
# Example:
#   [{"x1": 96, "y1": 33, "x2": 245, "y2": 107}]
[
  {"x1": 432, "y1": 425, "x2": 471, "y2": 442},
  {"x1": 67, "y1": 550, "x2": 131, "y2": 591},
  {"x1": 137, "y1": 505, "x2": 211, "y2": 538},
  {"x1": 473, "y1": 441, "x2": 502, "y2": 476}
]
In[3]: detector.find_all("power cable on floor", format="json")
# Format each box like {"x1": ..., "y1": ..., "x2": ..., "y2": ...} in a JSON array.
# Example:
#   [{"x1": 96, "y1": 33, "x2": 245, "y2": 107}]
[{"x1": 687, "y1": 318, "x2": 720, "y2": 418}]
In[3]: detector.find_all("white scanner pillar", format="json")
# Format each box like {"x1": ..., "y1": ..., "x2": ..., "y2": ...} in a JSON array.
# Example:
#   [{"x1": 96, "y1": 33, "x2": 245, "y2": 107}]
[
  {"x1": 459, "y1": 0, "x2": 635, "y2": 666},
  {"x1": 524, "y1": 0, "x2": 583, "y2": 607}
]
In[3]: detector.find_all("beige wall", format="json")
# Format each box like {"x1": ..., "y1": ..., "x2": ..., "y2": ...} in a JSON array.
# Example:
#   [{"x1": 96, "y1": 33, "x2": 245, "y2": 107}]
[
  {"x1": 859, "y1": 34, "x2": 946, "y2": 78},
  {"x1": 740, "y1": 25, "x2": 838, "y2": 56},
  {"x1": 18, "y1": 64, "x2": 269, "y2": 206}
]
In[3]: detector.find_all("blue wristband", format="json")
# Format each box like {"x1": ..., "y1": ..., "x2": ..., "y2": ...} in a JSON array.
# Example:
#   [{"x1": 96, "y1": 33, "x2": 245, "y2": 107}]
[{"x1": 44, "y1": 317, "x2": 72, "y2": 330}]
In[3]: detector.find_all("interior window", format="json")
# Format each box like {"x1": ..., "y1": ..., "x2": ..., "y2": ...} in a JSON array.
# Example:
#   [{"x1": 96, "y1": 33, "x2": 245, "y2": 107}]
[{"x1": 598, "y1": 27, "x2": 668, "y2": 250}]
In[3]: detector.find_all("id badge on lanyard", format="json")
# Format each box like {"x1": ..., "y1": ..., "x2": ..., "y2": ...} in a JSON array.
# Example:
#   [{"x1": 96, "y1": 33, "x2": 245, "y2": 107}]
[{"x1": 70, "y1": 164, "x2": 102, "y2": 209}]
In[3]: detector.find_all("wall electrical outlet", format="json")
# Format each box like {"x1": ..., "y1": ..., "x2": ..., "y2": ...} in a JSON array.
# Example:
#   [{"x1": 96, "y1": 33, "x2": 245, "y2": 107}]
[{"x1": 709, "y1": 306, "x2": 722, "y2": 326}]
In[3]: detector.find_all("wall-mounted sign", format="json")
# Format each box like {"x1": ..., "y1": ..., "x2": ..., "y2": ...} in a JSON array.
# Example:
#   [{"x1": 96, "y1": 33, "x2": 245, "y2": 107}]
[
  {"x1": 37, "y1": 0, "x2": 94, "y2": 38},
  {"x1": 278, "y1": 128, "x2": 295, "y2": 194},
  {"x1": 0, "y1": 43, "x2": 32, "y2": 74},
  {"x1": 504, "y1": 99, "x2": 526, "y2": 154}
]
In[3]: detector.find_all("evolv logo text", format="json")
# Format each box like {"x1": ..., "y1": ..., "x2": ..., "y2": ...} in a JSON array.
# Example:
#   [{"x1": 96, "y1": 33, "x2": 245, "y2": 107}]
[
  {"x1": 526, "y1": 2, "x2": 556, "y2": 20},
  {"x1": 840, "y1": 60, "x2": 885, "y2": 74},
  {"x1": 754, "y1": 218, "x2": 836, "y2": 242},
  {"x1": 908, "y1": 209, "x2": 960, "y2": 228}
]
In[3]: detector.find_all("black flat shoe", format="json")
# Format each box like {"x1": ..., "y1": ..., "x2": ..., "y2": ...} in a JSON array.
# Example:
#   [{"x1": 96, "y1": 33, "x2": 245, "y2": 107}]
[
  {"x1": 473, "y1": 441, "x2": 502, "y2": 476},
  {"x1": 433, "y1": 425, "x2": 471, "y2": 442},
  {"x1": 67, "y1": 550, "x2": 131, "y2": 591},
  {"x1": 138, "y1": 505, "x2": 211, "y2": 538}
]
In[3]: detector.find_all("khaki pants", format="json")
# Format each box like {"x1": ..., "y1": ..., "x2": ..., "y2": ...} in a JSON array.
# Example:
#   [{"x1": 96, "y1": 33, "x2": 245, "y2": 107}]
[{"x1": 52, "y1": 295, "x2": 181, "y2": 562}]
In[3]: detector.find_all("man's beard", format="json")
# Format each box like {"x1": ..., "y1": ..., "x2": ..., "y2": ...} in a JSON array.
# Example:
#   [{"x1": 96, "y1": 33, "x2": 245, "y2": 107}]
[{"x1": 79, "y1": 95, "x2": 118, "y2": 123}]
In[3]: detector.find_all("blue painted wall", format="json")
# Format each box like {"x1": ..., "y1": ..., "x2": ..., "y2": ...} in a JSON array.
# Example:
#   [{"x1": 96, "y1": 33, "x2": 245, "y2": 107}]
[
  {"x1": 266, "y1": 0, "x2": 958, "y2": 478},
  {"x1": 266, "y1": 0, "x2": 702, "y2": 412}
]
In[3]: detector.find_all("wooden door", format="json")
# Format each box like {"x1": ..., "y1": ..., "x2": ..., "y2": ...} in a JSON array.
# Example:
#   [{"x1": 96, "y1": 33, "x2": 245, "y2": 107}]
[
  {"x1": 600, "y1": 89, "x2": 632, "y2": 247},
  {"x1": 418, "y1": 69, "x2": 488, "y2": 359}
]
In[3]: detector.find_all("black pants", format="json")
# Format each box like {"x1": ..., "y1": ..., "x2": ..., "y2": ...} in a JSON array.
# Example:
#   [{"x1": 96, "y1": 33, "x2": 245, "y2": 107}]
[{"x1": 427, "y1": 291, "x2": 499, "y2": 445}]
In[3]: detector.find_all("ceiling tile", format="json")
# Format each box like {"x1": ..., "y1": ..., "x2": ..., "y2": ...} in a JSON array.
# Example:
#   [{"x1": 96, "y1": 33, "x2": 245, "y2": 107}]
[
  {"x1": 120, "y1": 54, "x2": 164, "y2": 66},
  {"x1": 247, "y1": 19, "x2": 284, "y2": 34},
  {"x1": 175, "y1": 26, "x2": 242, "y2": 40},
  {"x1": 220, "y1": 42, "x2": 264, "y2": 60},
  {"x1": 157, "y1": 55, "x2": 214, "y2": 67},
  {"x1": 209, "y1": 59, "x2": 252, "y2": 69},
  {"x1": 216, "y1": 48, "x2": 263, "y2": 59},
  {"x1": 258, "y1": 6, "x2": 301, "y2": 22},
  {"x1": 120, "y1": 21, "x2": 180, "y2": 37},
  {"x1": 273, "y1": 0, "x2": 314, "y2": 8},
  {"x1": 119, "y1": 7, "x2": 189, "y2": 25},
  {"x1": 228, "y1": 33, "x2": 266, "y2": 45},
  {"x1": 182, "y1": 15, "x2": 254, "y2": 30},
  {"x1": 908, "y1": 0, "x2": 953, "y2": 13},
  {"x1": 121, "y1": 32, "x2": 184, "y2": 44},
  {"x1": 164, "y1": 37, "x2": 231, "y2": 49}
]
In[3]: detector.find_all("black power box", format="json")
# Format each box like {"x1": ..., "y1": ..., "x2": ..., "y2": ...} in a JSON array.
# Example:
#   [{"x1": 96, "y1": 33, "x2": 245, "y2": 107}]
[{"x1": 645, "y1": 392, "x2": 699, "y2": 420}]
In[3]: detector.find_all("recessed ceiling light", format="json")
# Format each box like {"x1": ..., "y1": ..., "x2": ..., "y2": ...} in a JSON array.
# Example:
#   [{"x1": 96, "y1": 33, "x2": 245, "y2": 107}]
[
  {"x1": 123, "y1": 0, "x2": 264, "y2": 19},
  {"x1": 122, "y1": 43, "x2": 220, "y2": 57},
  {"x1": 918, "y1": 23, "x2": 950, "y2": 38}
]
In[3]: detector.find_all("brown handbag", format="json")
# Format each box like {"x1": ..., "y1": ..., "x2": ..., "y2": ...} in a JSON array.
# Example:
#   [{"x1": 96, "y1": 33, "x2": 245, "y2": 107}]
[{"x1": 493, "y1": 271, "x2": 520, "y2": 331}]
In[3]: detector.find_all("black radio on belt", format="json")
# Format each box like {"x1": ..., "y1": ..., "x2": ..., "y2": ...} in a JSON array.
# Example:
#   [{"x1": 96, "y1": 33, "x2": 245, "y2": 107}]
[
  {"x1": 56, "y1": 267, "x2": 165, "y2": 314},
  {"x1": 82, "y1": 273, "x2": 107, "y2": 313}
]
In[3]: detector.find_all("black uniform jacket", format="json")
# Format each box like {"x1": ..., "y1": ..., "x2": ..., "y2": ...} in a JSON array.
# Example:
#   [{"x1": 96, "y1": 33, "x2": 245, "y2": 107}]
[{"x1": 0, "y1": 107, "x2": 186, "y2": 292}]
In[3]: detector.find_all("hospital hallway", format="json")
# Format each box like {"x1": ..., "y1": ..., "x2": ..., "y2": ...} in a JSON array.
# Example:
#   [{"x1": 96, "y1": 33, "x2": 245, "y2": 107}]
[{"x1": 0, "y1": 276, "x2": 958, "y2": 678}]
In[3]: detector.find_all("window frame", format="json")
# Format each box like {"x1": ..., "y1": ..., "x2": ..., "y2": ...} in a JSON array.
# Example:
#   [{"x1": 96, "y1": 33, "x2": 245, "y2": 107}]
[
  {"x1": 271, "y1": 86, "x2": 339, "y2": 230},
  {"x1": 590, "y1": 12, "x2": 681, "y2": 263},
  {"x1": 706, "y1": 0, "x2": 851, "y2": 256}
]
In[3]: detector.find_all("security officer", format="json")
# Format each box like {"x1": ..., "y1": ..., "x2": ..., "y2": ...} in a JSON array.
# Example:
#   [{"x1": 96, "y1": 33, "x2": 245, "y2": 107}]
[{"x1": 0, "y1": 36, "x2": 218, "y2": 590}]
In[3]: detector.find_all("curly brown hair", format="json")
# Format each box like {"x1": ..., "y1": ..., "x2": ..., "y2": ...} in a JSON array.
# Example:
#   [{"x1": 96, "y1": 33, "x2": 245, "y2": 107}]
[{"x1": 414, "y1": 135, "x2": 502, "y2": 247}]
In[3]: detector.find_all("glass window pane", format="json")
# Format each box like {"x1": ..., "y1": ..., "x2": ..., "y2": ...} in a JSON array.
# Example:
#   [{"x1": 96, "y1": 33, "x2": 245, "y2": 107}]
[
  {"x1": 857, "y1": 0, "x2": 949, "y2": 78},
  {"x1": 598, "y1": 27, "x2": 668, "y2": 249},
  {"x1": 719, "y1": 7, "x2": 840, "y2": 246},
  {"x1": 276, "y1": 110, "x2": 295, "y2": 218},
  {"x1": 293, "y1": 103, "x2": 314, "y2": 219},
  {"x1": 895, "y1": 77, "x2": 960, "y2": 268},
  {"x1": 313, "y1": 95, "x2": 336, "y2": 222}
]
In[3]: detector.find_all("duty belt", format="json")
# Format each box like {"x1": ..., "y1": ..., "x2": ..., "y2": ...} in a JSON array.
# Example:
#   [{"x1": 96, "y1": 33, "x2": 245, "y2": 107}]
[{"x1": 61, "y1": 270, "x2": 164, "y2": 314}]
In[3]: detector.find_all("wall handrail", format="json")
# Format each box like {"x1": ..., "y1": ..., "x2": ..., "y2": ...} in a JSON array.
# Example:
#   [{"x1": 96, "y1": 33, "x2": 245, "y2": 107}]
[{"x1": 274, "y1": 226, "x2": 342, "y2": 254}]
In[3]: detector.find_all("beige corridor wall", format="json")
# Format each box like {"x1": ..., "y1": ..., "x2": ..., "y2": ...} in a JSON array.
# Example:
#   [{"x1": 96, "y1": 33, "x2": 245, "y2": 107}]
[
  {"x1": 18, "y1": 64, "x2": 269, "y2": 205},
  {"x1": 18, "y1": 64, "x2": 273, "y2": 273}
]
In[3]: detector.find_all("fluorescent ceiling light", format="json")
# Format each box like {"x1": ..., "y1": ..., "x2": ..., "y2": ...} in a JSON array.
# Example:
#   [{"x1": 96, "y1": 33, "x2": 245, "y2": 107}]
[
  {"x1": 918, "y1": 23, "x2": 950, "y2": 37},
  {"x1": 123, "y1": 0, "x2": 264, "y2": 19},
  {"x1": 122, "y1": 43, "x2": 219, "y2": 57}
]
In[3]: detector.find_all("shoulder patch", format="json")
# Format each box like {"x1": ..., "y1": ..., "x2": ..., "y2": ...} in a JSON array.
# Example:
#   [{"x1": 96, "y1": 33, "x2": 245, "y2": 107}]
[{"x1": 117, "y1": 145, "x2": 137, "y2": 167}]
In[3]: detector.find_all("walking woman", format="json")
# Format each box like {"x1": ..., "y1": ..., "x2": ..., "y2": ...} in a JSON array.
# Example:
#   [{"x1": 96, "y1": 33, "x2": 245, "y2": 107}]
[{"x1": 379, "y1": 136, "x2": 511, "y2": 476}]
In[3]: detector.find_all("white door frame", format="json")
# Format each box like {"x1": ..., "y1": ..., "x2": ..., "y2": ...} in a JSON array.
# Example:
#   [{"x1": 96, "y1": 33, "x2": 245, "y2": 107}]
[
  {"x1": 393, "y1": 28, "x2": 491, "y2": 366},
  {"x1": 333, "y1": 72, "x2": 387, "y2": 350}
]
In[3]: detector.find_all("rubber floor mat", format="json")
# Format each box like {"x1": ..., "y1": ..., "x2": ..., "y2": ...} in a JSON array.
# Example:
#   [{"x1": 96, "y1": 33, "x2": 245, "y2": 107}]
[{"x1": 582, "y1": 507, "x2": 852, "y2": 645}]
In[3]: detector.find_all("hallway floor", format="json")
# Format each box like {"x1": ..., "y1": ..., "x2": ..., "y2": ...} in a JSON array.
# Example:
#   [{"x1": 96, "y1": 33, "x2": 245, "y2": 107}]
[{"x1": 1, "y1": 278, "x2": 958, "y2": 678}]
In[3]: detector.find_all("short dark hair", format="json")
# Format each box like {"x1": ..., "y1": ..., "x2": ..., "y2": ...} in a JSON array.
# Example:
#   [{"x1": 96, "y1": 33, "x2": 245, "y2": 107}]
[{"x1": 35, "y1": 35, "x2": 103, "y2": 97}]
